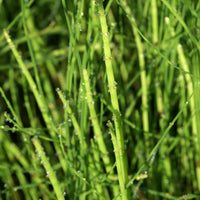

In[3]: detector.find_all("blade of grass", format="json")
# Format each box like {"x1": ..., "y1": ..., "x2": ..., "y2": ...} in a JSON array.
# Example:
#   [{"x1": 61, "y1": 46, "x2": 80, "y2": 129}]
[
  {"x1": 32, "y1": 137, "x2": 65, "y2": 200},
  {"x1": 3, "y1": 29, "x2": 57, "y2": 135},
  {"x1": 126, "y1": 94, "x2": 192, "y2": 188},
  {"x1": 83, "y1": 68, "x2": 119, "y2": 198},
  {"x1": 161, "y1": 0, "x2": 200, "y2": 52},
  {"x1": 95, "y1": 1, "x2": 129, "y2": 199}
]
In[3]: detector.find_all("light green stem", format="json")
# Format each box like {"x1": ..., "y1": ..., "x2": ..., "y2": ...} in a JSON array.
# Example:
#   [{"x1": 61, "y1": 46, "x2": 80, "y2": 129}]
[
  {"x1": 120, "y1": 1, "x2": 149, "y2": 154},
  {"x1": 96, "y1": 1, "x2": 129, "y2": 199},
  {"x1": 83, "y1": 69, "x2": 112, "y2": 172},
  {"x1": 83, "y1": 68, "x2": 119, "y2": 197},
  {"x1": 3, "y1": 29, "x2": 56, "y2": 135},
  {"x1": 151, "y1": 0, "x2": 158, "y2": 45},
  {"x1": 32, "y1": 137, "x2": 65, "y2": 200}
]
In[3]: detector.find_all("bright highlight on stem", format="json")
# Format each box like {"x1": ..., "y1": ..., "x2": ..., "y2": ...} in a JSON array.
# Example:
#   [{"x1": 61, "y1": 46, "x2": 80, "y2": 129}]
[
  {"x1": 32, "y1": 137, "x2": 65, "y2": 200},
  {"x1": 95, "y1": 0, "x2": 129, "y2": 199}
]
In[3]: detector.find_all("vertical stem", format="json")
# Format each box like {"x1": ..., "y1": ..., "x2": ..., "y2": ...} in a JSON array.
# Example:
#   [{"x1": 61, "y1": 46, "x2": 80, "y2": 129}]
[
  {"x1": 120, "y1": 1, "x2": 149, "y2": 154},
  {"x1": 193, "y1": 54, "x2": 200, "y2": 191},
  {"x1": 83, "y1": 68, "x2": 119, "y2": 197},
  {"x1": 166, "y1": 11, "x2": 200, "y2": 189},
  {"x1": 96, "y1": 1, "x2": 129, "y2": 199},
  {"x1": 83, "y1": 69, "x2": 111, "y2": 170},
  {"x1": 151, "y1": 0, "x2": 158, "y2": 45}
]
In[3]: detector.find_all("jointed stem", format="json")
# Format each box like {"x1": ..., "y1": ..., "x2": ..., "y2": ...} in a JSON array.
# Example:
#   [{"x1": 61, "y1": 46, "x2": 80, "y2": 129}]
[{"x1": 96, "y1": 1, "x2": 129, "y2": 199}]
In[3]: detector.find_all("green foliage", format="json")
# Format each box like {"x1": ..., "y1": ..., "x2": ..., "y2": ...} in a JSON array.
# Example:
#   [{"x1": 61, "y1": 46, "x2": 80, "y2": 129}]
[{"x1": 1, "y1": 0, "x2": 200, "y2": 199}]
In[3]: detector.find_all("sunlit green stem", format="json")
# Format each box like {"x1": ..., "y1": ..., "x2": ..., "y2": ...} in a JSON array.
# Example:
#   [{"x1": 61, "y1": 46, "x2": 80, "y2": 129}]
[
  {"x1": 96, "y1": 0, "x2": 129, "y2": 199},
  {"x1": 32, "y1": 138, "x2": 65, "y2": 200}
]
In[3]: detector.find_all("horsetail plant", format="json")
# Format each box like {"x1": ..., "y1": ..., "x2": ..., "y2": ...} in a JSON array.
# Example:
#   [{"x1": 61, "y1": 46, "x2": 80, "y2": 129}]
[
  {"x1": 95, "y1": 0, "x2": 129, "y2": 199},
  {"x1": 83, "y1": 68, "x2": 119, "y2": 197},
  {"x1": 32, "y1": 137, "x2": 65, "y2": 200},
  {"x1": 2, "y1": 0, "x2": 200, "y2": 199}
]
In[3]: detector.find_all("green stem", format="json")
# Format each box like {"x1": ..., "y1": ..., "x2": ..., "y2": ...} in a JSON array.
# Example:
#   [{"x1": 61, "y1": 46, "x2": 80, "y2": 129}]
[
  {"x1": 83, "y1": 68, "x2": 119, "y2": 197},
  {"x1": 83, "y1": 69, "x2": 112, "y2": 173},
  {"x1": 3, "y1": 29, "x2": 57, "y2": 135},
  {"x1": 32, "y1": 137, "x2": 65, "y2": 200},
  {"x1": 120, "y1": 1, "x2": 149, "y2": 154},
  {"x1": 96, "y1": 1, "x2": 129, "y2": 199},
  {"x1": 151, "y1": 0, "x2": 158, "y2": 45}
]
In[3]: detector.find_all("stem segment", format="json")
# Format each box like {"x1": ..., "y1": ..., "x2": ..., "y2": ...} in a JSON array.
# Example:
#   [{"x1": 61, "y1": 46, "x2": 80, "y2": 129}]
[{"x1": 96, "y1": 1, "x2": 129, "y2": 199}]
